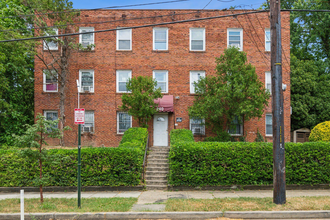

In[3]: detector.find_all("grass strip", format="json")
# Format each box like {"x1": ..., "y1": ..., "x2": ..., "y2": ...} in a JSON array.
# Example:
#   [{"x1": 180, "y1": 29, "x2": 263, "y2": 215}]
[
  {"x1": 0, "y1": 197, "x2": 137, "y2": 213},
  {"x1": 166, "y1": 196, "x2": 330, "y2": 211}
]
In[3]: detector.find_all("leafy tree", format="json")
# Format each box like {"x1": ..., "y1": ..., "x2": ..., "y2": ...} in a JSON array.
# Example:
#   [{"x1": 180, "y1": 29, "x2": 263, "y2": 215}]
[
  {"x1": 13, "y1": 113, "x2": 70, "y2": 203},
  {"x1": 120, "y1": 76, "x2": 163, "y2": 128},
  {"x1": 189, "y1": 47, "x2": 269, "y2": 133},
  {"x1": 0, "y1": 0, "x2": 34, "y2": 145}
]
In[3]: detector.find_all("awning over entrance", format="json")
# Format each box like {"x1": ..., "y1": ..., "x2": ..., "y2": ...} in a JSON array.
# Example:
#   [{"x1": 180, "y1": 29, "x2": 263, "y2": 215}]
[{"x1": 154, "y1": 95, "x2": 174, "y2": 112}]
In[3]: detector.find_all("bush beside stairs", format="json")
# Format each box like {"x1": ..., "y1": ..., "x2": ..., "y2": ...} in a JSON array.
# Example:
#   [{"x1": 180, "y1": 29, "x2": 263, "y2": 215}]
[{"x1": 146, "y1": 146, "x2": 170, "y2": 190}]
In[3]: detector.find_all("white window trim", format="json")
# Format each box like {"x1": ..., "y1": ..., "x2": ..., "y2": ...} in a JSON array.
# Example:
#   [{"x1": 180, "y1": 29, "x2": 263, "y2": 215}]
[
  {"x1": 153, "y1": 70, "x2": 168, "y2": 93},
  {"x1": 190, "y1": 71, "x2": 205, "y2": 94},
  {"x1": 265, "y1": 113, "x2": 273, "y2": 136},
  {"x1": 116, "y1": 28, "x2": 132, "y2": 51},
  {"x1": 43, "y1": 70, "x2": 58, "y2": 92},
  {"x1": 265, "y1": 28, "x2": 271, "y2": 52},
  {"x1": 43, "y1": 28, "x2": 58, "y2": 50},
  {"x1": 117, "y1": 112, "x2": 132, "y2": 134},
  {"x1": 153, "y1": 27, "x2": 168, "y2": 51},
  {"x1": 79, "y1": 70, "x2": 94, "y2": 93},
  {"x1": 265, "y1": 71, "x2": 271, "y2": 95},
  {"x1": 116, "y1": 70, "x2": 132, "y2": 93},
  {"x1": 189, "y1": 118, "x2": 205, "y2": 135},
  {"x1": 227, "y1": 28, "x2": 243, "y2": 51},
  {"x1": 189, "y1": 28, "x2": 205, "y2": 51},
  {"x1": 44, "y1": 110, "x2": 58, "y2": 129},
  {"x1": 79, "y1": 27, "x2": 95, "y2": 49},
  {"x1": 82, "y1": 111, "x2": 94, "y2": 133}
]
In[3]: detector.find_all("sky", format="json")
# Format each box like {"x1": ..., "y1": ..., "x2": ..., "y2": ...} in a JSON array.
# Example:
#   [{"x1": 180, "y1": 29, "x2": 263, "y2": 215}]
[{"x1": 70, "y1": 0, "x2": 266, "y2": 10}]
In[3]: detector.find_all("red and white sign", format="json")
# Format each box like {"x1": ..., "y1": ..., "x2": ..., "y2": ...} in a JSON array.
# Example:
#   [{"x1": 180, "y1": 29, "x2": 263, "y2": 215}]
[{"x1": 74, "y1": 108, "x2": 85, "y2": 124}]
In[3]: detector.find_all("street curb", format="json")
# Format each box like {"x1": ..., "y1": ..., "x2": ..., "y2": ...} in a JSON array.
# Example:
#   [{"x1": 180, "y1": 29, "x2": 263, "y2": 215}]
[
  {"x1": 0, "y1": 186, "x2": 144, "y2": 193},
  {"x1": 1, "y1": 211, "x2": 330, "y2": 219}
]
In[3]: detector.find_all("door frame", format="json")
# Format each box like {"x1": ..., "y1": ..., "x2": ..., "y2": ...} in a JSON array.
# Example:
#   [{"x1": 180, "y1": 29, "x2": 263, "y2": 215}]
[{"x1": 153, "y1": 113, "x2": 168, "y2": 146}]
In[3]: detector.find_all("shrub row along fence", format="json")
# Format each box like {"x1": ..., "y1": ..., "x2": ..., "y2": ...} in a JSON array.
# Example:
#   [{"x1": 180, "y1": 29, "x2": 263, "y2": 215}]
[
  {"x1": 0, "y1": 127, "x2": 147, "y2": 187},
  {"x1": 169, "y1": 129, "x2": 330, "y2": 186}
]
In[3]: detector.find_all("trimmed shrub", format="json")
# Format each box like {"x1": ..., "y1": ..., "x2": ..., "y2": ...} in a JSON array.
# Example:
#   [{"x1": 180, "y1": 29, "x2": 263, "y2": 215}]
[
  {"x1": 169, "y1": 142, "x2": 330, "y2": 186},
  {"x1": 119, "y1": 127, "x2": 148, "y2": 150},
  {"x1": 203, "y1": 130, "x2": 231, "y2": 142},
  {"x1": 0, "y1": 147, "x2": 143, "y2": 187},
  {"x1": 309, "y1": 121, "x2": 330, "y2": 142},
  {"x1": 170, "y1": 129, "x2": 194, "y2": 146}
]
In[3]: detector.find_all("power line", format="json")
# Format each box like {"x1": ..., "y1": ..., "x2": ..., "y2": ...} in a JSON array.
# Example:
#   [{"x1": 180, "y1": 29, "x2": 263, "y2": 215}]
[
  {"x1": 0, "y1": 0, "x2": 188, "y2": 19},
  {"x1": 0, "y1": 10, "x2": 270, "y2": 43},
  {"x1": 202, "y1": 0, "x2": 214, "y2": 10}
]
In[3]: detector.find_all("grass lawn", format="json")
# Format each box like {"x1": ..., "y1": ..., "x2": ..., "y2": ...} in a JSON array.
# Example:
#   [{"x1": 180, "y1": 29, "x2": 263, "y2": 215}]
[
  {"x1": 0, "y1": 197, "x2": 137, "y2": 213},
  {"x1": 165, "y1": 196, "x2": 330, "y2": 212}
]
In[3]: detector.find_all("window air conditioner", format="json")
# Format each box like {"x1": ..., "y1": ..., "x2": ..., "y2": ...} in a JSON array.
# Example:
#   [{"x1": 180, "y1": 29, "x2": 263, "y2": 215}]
[
  {"x1": 82, "y1": 42, "x2": 91, "y2": 47},
  {"x1": 193, "y1": 127, "x2": 202, "y2": 134},
  {"x1": 82, "y1": 86, "x2": 91, "y2": 92},
  {"x1": 83, "y1": 126, "x2": 93, "y2": 133}
]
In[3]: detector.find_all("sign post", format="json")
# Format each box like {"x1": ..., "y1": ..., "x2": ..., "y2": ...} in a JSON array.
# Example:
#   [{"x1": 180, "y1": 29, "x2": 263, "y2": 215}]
[{"x1": 75, "y1": 108, "x2": 84, "y2": 208}]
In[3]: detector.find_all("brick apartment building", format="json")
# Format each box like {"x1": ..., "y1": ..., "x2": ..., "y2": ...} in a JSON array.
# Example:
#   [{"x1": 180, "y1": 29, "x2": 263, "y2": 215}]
[{"x1": 34, "y1": 9, "x2": 291, "y2": 147}]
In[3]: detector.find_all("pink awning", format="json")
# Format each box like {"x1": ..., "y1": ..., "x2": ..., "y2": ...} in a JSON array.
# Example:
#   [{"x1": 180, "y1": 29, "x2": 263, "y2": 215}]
[{"x1": 154, "y1": 95, "x2": 174, "y2": 112}]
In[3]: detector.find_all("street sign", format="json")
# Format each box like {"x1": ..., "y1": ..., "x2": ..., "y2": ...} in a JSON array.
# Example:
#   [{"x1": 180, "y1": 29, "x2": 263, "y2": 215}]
[{"x1": 75, "y1": 108, "x2": 85, "y2": 124}]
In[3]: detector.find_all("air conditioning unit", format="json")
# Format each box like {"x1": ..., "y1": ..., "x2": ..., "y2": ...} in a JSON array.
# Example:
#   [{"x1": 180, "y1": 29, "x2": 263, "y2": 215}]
[
  {"x1": 82, "y1": 86, "x2": 91, "y2": 92},
  {"x1": 83, "y1": 126, "x2": 93, "y2": 133},
  {"x1": 193, "y1": 127, "x2": 202, "y2": 134},
  {"x1": 230, "y1": 44, "x2": 240, "y2": 48},
  {"x1": 82, "y1": 42, "x2": 91, "y2": 48}
]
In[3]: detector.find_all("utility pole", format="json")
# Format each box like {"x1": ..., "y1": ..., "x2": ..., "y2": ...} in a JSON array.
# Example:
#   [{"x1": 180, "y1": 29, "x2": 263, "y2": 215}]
[{"x1": 270, "y1": 0, "x2": 286, "y2": 204}]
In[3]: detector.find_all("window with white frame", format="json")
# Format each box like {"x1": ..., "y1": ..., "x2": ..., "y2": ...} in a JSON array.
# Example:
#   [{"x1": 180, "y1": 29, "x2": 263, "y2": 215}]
[
  {"x1": 190, "y1": 118, "x2": 205, "y2": 135},
  {"x1": 227, "y1": 28, "x2": 243, "y2": 51},
  {"x1": 190, "y1": 71, "x2": 205, "y2": 94},
  {"x1": 190, "y1": 28, "x2": 205, "y2": 51},
  {"x1": 79, "y1": 27, "x2": 94, "y2": 48},
  {"x1": 43, "y1": 28, "x2": 58, "y2": 50},
  {"x1": 44, "y1": 111, "x2": 58, "y2": 130},
  {"x1": 82, "y1": 111, "x2": 94, "y2": 133},
  {"x1": 43, "y1": 70, "x2": 58, "y2": 92},
  {"x1": 153, "y1": 70, "x2": 168, "y2": 93},
  {"x1": 228, "y1": 116, "x2": 243, "y2": 136},
  {"x1": 117, "y1": 112, "x2": 132, "y2": 134},
  {"x1": 153, "y1": 28, "x2": 168, "y2": 50},
  {"x1": 79, "y1": 70, "x2": 94, "y2": 92},
  {"x1": 265, "y1": 29, "x2": 271, "y2": 51},
  {"x1": 266, "y1": 114, "x2": 273, "y2": 136},
  {"x1": 117, "y1": 28, "x2": 132, "y2": 50},
  {"x1": 265, "y1": 71, "x2": 271, "y2": 94},
  {"x1": 116, "y1": 70, "x2": 131, "y2": 93}
]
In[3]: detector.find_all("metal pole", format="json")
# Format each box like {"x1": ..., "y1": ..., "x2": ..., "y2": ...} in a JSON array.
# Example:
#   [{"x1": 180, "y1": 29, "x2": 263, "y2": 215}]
[
  {"x1": 20, "y1": 189, "x2": 24, "y2": 220},
  {"x1": 270, "y1": 0, "x2": 286, "y2": 204},
  {"x1": 77, "y1": 79, "x2": 81, "y2": 208}
]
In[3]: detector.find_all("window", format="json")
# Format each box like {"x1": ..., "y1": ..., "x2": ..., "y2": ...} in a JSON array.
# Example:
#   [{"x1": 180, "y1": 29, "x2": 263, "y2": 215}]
[
  {"x1": 266, "y1": 114, "x2": 273, "y2": 136},
  {"x1": 117, "y1": 112, "x2": 132, "y2": 134},
  {"x1": 117, "y1": 28, "x2": 132, "y2": 50},
  {"x1": 265, "y1": 71, "x2": 271, "y2": 94},
  {"x1": 43, "y1": 28, "x2": 58, "y2": 50},
  {"x1": 153, "y1": 28, "x2": 168, "y2": 50},
  {"x1": 190, "y1": 28, "x2": 205, "y2": 51},
  {"x1": 190, "y1": 118, "x2": 205, "y2": 135},
  {"x1": 82, "y1": 111, "x2": 94, "y2": 133},
  {"x1": 116, "y1": 70, "x2": 132, "y2": 93},
  {"x1": 227, "y1": 28, "x2": 243, "y2": 51},
  {"x1": 190, "y1": 71, "x2": 205, "y2": 94},
  {"x1": 44, "y1": 111, "x2": 58, "y2": 130},
  {"x1": 79, "y1": 27, "x2": 94, "y2": 49},
  {"x1": 79, "y1": 70, "x2": 94, "y2": 93},
  {"x1": 153, "y1": 70, "x2": 168, "y2": 93},
  {"x1": 265, "y1": 29, "x2": 271, "y2": 51},
  {"x1": 43, "y1": 70, "x2": 58, "y2": 92},
  {"x1": 228, "y1": 116, "x2": 243, "y2": 136}
]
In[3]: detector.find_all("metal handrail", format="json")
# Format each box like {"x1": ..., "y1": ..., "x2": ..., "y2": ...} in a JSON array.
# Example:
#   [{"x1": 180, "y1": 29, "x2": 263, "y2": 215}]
[{"x1": 142, "y1": 135, "x2": 149, "y2": 182}]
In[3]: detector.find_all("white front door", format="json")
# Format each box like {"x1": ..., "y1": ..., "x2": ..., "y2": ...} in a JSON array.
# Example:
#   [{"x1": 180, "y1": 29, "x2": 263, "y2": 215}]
[{"x1": 153, "y1": 114, "x2": 168, "y2": 146}]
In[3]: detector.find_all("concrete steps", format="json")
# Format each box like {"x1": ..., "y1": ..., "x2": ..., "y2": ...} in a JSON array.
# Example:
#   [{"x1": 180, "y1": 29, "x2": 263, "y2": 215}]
[{"x1": 146, "y1": 146, "x2": 170, "y2": 190}]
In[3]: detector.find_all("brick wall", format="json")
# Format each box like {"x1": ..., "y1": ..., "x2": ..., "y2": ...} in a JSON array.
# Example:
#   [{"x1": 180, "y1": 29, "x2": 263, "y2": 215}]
[{"x1": 34, "y1": 9, "x2": 291, "y2": 147}]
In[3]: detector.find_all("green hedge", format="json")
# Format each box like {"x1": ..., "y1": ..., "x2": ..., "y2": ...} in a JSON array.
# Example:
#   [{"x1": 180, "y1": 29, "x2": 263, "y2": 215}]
[
  {"x1": 169, "y1": 141, "x2": 330, "y2": 186},
  {"x1": 170, "y1": 129, "x2": 194, "y2": 146},
  {"x1": 0, "y1": 147, "x2": 143, "y2": 187},
  {"x1": 119, "y1": 127, "x2": 148, "y2": 150}
]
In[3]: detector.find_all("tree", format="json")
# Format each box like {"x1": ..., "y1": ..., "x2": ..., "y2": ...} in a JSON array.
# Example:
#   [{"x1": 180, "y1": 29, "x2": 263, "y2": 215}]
[
  {"x1": 120, "y1": 76, "x2": 163, "y2": 128},
  {"x1": 0, "y1": 0, "x2": 34, "y2": 145},
  {"x1": 189, "y1": 47, "x2": 269, "y2": 133},
  {"x1": 14, "y1": 113, "x2": 70, "y2": 203}
]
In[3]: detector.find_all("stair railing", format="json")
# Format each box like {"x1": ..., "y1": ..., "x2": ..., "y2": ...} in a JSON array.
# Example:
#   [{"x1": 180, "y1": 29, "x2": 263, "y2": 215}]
[{"x1": 142, "y1": 135, "x2": 149, "y2": 182}]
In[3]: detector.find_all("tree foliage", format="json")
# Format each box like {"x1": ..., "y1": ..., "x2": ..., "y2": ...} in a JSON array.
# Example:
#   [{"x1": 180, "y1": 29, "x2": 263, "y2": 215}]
[
  {"x1": 189, "y1": 47, "x2": 269, "y2": 133},
  {"x1": 120, "y1": 76, "x2": 163, "y2": 128}
]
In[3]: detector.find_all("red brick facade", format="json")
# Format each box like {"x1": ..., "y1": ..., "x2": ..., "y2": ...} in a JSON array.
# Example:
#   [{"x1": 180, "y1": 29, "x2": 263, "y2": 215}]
[{"x1": 34, "y1": 9, "x2": 291, "y2": 147}]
